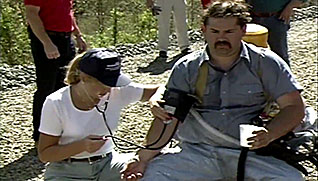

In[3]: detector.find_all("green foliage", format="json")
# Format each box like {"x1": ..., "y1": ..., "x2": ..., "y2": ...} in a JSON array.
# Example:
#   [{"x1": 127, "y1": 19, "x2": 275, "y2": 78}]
[
  {"x1": 75, "y1": 0, "x2": 158, "y2": 47},
  {"x1": 0, "y1": 1, "x2": 31, "y2": 65},
  {"x1": 1, "y1": 0, "x2": 202, "y2": 65}
]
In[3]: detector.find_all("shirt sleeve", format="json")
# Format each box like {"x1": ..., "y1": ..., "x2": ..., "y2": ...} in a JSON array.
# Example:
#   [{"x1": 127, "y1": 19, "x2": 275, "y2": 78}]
[
  {"x1": 39, "y1": 97, "x2": 63, "y2": 136},
  {"x1": 111, "y1": 83, "x2": 144, "y2": 107},
  {"x1": 260, "y1": 49, "x2": 303, "y2": 101},
  {"x1": 166, "y1": 60, "x2": 192, "y2": 92},
  {"x1": 24, "y1": 0, "x2": 42, "y2": 6}
]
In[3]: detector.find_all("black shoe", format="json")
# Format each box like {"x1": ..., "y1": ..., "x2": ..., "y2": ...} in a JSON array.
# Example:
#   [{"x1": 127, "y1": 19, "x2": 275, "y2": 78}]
[
  {"x1": 181, "y1": 48, "x2": 191, "y2": 56},
  {"x1": 159, "y1": 51, "x2": 168, "y2": 58}
]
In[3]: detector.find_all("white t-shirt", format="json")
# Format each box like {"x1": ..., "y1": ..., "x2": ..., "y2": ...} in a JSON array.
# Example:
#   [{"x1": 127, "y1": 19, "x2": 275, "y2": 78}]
[{"x1": 39, "y1": 83, "x2": 143, "y2": 158}]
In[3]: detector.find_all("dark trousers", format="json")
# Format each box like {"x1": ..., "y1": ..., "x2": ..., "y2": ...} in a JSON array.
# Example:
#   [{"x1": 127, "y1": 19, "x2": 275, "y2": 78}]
[
  {"x1": 251, "y1": 16, "x2": 290, "y2": 66},
  {"x1": 28, "y1": 27, "x2": 75, "y2": 141}
]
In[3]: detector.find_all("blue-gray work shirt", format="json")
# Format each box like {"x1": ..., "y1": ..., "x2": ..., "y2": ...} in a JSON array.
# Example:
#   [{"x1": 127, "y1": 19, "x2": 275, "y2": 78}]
[{"x1": 166, "y1": 42, "x2": 302, "y2": 148}]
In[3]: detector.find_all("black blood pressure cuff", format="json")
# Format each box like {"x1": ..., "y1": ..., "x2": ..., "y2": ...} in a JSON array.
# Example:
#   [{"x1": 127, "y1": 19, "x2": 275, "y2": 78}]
[{"x1": 160, "y1": 89, "x2": 197, "y2": 123}]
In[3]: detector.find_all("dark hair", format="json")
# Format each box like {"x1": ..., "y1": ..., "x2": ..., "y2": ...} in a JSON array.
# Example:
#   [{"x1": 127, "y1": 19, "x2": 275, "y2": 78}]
[{"x1": 202, "y1": 0, "x2": 251, "y2": 27}]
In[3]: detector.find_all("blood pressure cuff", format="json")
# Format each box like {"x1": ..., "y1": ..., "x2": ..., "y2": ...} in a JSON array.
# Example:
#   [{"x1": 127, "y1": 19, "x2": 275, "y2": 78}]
[{"x1": 160, "y1": 89, "x2": 197, "y2": 123}]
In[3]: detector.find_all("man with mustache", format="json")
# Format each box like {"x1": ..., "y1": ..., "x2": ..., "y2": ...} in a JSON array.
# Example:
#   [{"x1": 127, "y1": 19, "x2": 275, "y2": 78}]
[{"x1": 122, "y1": 0, "x2": 305, "y2": 180}]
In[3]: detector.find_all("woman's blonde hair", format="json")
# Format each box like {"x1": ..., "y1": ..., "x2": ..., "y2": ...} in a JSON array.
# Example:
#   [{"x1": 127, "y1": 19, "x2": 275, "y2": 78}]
[{"x1": 64, "y1": 52, "x2": 86, "y2": 85}]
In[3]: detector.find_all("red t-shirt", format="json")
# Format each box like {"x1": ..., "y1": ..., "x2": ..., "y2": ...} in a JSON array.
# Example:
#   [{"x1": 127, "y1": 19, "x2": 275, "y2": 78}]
[
  {"x1": 24, "y1": 0, "x2": 74, "y2": 32},
  {"x1": 201, "y1": 0, "x2": 211, "y2": 9}
]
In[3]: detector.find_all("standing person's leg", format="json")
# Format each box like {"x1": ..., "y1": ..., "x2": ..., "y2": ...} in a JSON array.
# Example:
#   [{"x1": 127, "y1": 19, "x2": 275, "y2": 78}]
[
  {"x1": 157, "y1": 0, "x2": 173, "y2": 56},
  {"x1": 28, "y1": 30, "x2": 75, "y2": 142},
  {"x1": 173, "y1": 0, "x2": 190, "y2": 53},
  {"x1": 252, "y1": 16, "x2": 290, "y2": 65},
  {"x1": 266, "y1": 17, "x2": 290, "y2": 65},
  {"x1": 54, "y1": 35, "x2": 76, "y2": 90},
  {"x1": 29, "y1": 30, "x2": 60, "y2": 142}
]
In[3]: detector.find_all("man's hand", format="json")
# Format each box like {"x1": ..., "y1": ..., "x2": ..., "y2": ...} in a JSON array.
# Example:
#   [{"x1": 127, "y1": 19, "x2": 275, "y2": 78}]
[
  {"x1": 279, "y1": 0, "x2": 304, "y2": 24},
  {"x1": 146, "y1": 0, "x2": 161, "y2": 16},
  {"x1": 75, "y1": 35, "x2": 87, "y2": 53},
  {"x1": 43, "y1": 41, "x2": 60, "y2": 59},
  {"x1": 279, "y1": 5, "x2": 294, "y2": 24},
  {"x1": 121, "y1": 158, "x2": 148, "y2": 181},
  {"x1": 82, "y1": 135, "x2": 107, "y2": 153},
  {"x1": 146, "y1": 0, "x2": 154, "y2": 9},
  {"x1": 248, "y1": 129, "x2": 274, "y2": 150}
]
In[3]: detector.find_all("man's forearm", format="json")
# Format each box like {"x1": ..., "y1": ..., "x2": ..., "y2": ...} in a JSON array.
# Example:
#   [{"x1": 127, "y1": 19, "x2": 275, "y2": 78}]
[
  {"x1": 266, "y1": 104, "x2": 304, "y2": 141},
  {"x1": 138, "y1": 117, "x2": 179, "y2": 162}
]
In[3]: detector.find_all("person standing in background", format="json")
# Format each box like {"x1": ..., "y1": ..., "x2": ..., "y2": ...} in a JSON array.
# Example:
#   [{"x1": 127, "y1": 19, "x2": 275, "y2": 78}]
[
  {"x1": 146, "y1": 0, "x2": 191, "y2": 60},
  {"x1": 247, "y1": 0, "x2": 307, "y2": 66},
  {"x1": 24, "y1": 0, "x2": 87, "y2": 146}
]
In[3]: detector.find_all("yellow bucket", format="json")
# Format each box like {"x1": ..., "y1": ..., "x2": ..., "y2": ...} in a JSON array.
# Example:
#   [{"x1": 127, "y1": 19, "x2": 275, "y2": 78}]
[{"x1": 242, "y1": 23, "x2": 269, "y2": 48}]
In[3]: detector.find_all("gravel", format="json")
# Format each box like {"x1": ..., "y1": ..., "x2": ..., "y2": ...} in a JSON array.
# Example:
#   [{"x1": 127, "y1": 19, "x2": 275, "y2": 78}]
[{"x1": 0, "y1": 5, "x2": 317, "y2": 180}]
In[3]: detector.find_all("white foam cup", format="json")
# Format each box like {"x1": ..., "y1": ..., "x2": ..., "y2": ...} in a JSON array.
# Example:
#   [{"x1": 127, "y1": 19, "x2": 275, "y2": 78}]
[{"x1": 239, "y1": 124, "x2": 266, "y2": 147}]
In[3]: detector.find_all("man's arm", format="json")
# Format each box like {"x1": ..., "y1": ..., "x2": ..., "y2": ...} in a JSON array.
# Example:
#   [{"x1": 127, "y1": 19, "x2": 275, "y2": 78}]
[
  {"x1": 250, "y1": 91, "x2": 305, "y2": 149},
  {"x1": 266, "y1": 91, "x2": 305, "y2": 139},
  {"x1": 71, "y1": 15, "x2": 87, "y2": 53},
  {"x1": 121, "y1": 116, "x2": 178, "y2": 180},
  {"x1": 279, "y1": 0, "x2": 306, "y2": 23},
  {"x1": 25, "y1": 5, "x2": 60, "y2": 59}
]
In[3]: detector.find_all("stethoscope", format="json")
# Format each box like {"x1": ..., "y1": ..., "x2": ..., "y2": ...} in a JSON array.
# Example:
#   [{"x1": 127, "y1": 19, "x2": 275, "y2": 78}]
[{"x1": 94, "y1": 95, "x2": 179, "y2": 151}]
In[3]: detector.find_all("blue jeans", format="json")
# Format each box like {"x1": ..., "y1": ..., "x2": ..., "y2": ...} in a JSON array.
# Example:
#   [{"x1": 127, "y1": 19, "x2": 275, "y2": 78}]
[
  {"x1": 141, "y1": 143, "x2": 304, "y2": 180},
  {"x1": 251, "y1": 16, "x2": 290, "y2": 65},
  {"x1": 28, "y1": 27, "x2": 76, "y2": 141},
  {"x1": 45, "y1": 151, "x2": 133, "y2": 181}
]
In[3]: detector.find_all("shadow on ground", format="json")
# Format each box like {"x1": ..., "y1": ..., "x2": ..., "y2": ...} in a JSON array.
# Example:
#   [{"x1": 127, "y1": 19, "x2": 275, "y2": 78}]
[
  {"x1": 137, "y1": 52, "x2": 187, "y2": 75},
  {"x1": 0, "y1": 148, "x2": 45, "y2": 180}
]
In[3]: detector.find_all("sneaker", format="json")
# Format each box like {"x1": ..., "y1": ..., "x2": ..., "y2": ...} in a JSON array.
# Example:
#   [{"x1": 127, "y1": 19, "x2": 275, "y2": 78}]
[
  {"x1": 181, "y1": 48, "x2": 191, "y2": 56},
  {"x1": 159, "y1": 51, "x2": 168, "y2": 58}
]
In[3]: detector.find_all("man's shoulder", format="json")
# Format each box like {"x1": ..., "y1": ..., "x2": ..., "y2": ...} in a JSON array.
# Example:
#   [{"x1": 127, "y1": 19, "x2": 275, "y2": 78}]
[
  {"x1": 174, "y1": 50, "x2": 204, "y2": 69},
  {"x1": 244, "y1": 42, "x2": 283, "y2": 63}
]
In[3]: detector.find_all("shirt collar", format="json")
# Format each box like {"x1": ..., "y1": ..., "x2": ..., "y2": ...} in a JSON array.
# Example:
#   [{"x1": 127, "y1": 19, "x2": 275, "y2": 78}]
[{"x1": 240, "y1": 41, "x2": 250, "y2": 63}]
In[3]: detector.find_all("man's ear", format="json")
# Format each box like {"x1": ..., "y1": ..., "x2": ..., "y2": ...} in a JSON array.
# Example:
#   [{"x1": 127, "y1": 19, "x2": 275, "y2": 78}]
[{"x1": 201, "y1": 25, "x2": 207, "y2": 33}]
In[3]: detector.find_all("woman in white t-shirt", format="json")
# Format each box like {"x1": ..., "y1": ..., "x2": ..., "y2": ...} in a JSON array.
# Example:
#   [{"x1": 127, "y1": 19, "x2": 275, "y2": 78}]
[{"x1": 37, "y1": 48, "x2": 161, "y2": 180}]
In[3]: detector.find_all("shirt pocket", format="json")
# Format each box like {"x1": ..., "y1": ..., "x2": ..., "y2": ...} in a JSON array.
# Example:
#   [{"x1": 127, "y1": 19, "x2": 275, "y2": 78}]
[{"x1": 233, "y1": 84, "x2": 265, "y2": 106}]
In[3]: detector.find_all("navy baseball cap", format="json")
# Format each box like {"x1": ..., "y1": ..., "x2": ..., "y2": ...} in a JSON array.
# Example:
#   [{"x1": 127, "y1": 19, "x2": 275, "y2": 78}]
[{"x1": 79, "y1": 48, "x2": 131, "y2": 87}]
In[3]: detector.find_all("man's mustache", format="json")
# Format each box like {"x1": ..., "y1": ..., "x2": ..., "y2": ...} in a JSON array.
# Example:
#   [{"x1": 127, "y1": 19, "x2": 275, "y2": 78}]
[{"x1": 215, "y1": 41, "x2": 231, "y2": 48}]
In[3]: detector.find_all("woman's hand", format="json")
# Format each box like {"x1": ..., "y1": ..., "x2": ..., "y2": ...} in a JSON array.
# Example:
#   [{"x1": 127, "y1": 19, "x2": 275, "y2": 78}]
[
  {"x1": 82, "y1": 135, "x2": 107, "y2": 153},
  {"x1": 149, "y1": 95, "x2": 172, "y2": 122}
]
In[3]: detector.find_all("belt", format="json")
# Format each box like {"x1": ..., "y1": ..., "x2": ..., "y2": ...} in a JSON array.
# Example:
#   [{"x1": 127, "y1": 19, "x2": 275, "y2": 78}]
[
  {"x1": 251, "y1": 12, "x2": 280, "y2": 17},
  {"x1": 46, "y1": 31, "x2": 72, "y2": 37},
  {"x1": 63, "y1": 153, "x2": 111, "y2": 164}
]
